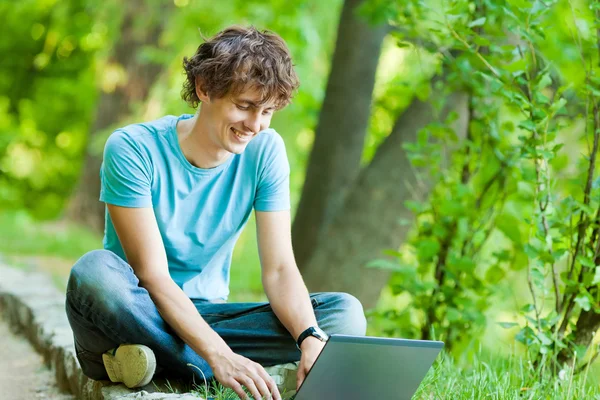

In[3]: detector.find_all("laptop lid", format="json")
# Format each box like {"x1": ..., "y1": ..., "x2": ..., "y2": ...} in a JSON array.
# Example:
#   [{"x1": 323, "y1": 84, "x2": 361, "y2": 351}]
[{"x1": 294, "y1": 334, "x2": 444, "y2": 400}]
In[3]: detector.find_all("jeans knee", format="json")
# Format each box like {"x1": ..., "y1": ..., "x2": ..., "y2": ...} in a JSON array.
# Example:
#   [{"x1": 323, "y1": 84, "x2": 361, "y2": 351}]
[
  {"x1": 67, "y1": 249, "x2": 133, "y2": 312},
  {"x1": 324, "y1": 292, "x2": 367, "y2": 336}
]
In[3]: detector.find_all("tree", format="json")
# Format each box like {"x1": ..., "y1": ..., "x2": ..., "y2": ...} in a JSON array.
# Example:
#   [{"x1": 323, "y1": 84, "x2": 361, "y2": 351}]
[
  {"x1": 292, "y1": 0, "x2": 469, "y2": 308},
  {"x1": 67, "y1": 0, "x2": 171, "y2": 231},
  {"x1": 292, "y1": 0, "x2": 389, "y2": 270}
]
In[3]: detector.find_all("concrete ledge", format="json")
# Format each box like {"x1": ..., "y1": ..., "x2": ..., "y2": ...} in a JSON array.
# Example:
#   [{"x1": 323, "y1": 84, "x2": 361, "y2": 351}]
[{"x1": 0, "y1": 263, "x2": 200, "y2": 400}]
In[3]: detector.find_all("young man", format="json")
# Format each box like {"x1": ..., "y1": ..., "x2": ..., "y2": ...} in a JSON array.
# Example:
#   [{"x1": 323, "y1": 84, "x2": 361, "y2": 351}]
[{"x1": 65, "y1": 26, "x2": 366, "y2": 400}]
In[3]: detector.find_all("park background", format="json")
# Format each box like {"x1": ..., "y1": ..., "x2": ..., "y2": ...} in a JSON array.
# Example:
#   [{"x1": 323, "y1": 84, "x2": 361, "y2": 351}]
[{"x1": 1, "y1": 0, "x2": 600, "y2": 398}]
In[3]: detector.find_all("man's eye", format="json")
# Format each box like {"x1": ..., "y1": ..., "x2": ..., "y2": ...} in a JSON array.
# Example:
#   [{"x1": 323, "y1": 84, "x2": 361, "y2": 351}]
[
  {"x1": 236, "y1": 104, "x2": 249, "y2": 111},
  {"x1": 263, "y1": 110, "x2": 273, "y2": 115}
]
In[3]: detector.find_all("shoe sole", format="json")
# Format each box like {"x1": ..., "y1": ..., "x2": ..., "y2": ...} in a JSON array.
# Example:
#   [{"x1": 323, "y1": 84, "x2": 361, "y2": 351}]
[{"x1": 102, "y1": 344, "x2": 156, "y2": 388}]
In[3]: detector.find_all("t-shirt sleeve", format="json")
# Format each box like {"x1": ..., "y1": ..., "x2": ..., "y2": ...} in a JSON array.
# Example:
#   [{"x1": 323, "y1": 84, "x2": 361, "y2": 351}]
[
  {"x1": 254, "y1": 133, "x2": 291, "y2": 212},
  {"x1": 99, "y1": 130, "x2": 153, "y2": 208}
]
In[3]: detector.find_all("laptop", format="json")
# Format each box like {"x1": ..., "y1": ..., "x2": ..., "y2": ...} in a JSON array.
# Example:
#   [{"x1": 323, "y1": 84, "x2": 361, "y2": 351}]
[{"x1": 291, "y1": 334, "x2": 444, "y2": 400}]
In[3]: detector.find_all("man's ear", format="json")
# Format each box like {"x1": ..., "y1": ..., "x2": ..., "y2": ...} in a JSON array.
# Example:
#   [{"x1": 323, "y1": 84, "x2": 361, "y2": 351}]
[{"x1": 195, "y1": 76, "x2": 210, "y2": 104}]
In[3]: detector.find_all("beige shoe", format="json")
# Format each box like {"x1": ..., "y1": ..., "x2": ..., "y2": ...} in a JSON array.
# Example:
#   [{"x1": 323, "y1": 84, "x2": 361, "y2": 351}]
[
  {"x1": 264, "y1": 361, "x2": 299, "y2": 399},
  {"x1": 102, "y1": 344, "x2": 156, "y2": 388}
]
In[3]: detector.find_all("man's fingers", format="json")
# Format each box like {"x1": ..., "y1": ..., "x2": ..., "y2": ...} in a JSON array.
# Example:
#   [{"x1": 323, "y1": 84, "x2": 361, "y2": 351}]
[
  {"x1": 249, "y1": 371, "x2": 272, "y2": 400},
  {"x1": 257, "y1": 368, "x2": 281, "y2": 400},
  {"x1": 238, "y1": 376, "x2": 262, "y2": 400},
  {"x1": 227, "y1": 380, "x2": 248, "y2": 400}
]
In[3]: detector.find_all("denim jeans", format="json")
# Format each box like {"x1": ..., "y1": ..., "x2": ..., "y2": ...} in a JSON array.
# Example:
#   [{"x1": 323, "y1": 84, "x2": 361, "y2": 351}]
[{"x1": 65, "y1": 249, "x2": 367, "y2": 384}]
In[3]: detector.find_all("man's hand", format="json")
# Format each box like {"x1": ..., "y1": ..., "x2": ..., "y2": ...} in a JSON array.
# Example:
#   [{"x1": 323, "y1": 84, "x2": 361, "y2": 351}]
[
  {"x1": 209, "y1": 350, "x2": 281, "y2": 400},
  {"x1": 296, "y1": 337, "x2": 326, "y2": 391}
]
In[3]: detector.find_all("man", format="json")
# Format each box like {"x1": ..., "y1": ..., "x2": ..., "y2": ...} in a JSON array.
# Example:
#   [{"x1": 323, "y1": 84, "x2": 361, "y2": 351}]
[{"x1": 65, "y1": 26, "x2": 367, "y2": 400}]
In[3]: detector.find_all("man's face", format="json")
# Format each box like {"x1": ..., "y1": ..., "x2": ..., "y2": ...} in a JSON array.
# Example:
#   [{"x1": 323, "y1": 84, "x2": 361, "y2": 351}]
[{"x1": 202, "y1": 87, "x2": 276, "y2": 155}]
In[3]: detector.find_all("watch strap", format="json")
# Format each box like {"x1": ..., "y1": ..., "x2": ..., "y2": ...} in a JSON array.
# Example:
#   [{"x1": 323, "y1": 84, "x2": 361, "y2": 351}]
[
  {"x1": 296, "y1": 327, "x2": 316, "y2": 349},
  {"x1": 296, "y1": 326, "x2": 327, "y2": 350}
]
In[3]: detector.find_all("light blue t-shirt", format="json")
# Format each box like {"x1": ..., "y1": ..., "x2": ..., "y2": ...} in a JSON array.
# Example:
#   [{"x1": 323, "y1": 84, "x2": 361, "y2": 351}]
[{"x1": 99, "y1": 114, "x2": 290, "y2": 301}]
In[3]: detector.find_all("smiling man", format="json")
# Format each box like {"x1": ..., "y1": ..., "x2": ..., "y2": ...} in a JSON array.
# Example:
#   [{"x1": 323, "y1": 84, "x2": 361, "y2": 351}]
[{"x1": 65, "y1": 26, "x2": 367, "y2": 400}]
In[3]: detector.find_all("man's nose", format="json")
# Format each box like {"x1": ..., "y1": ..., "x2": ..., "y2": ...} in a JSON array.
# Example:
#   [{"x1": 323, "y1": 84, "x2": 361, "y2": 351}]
[{"x1": 244, "y1": 113, "x2": 262, "y2": 134}]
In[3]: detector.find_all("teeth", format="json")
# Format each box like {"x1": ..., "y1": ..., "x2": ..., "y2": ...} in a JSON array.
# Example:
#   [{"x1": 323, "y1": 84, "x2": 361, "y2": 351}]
[{"x1": 232, "y1": 128, "x2": 249, "y2": 140}]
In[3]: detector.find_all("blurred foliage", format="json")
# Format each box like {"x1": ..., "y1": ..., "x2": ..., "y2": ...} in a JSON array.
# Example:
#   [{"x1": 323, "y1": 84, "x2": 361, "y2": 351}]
[
  {"x1": 0, "y1": 0, "x2": 101, "y2": 217},
  {"x1": 365, "y1": 0, "x2": 600, "y2": 373},
  {"x1": 0, "y1": 0, "x2": 343, "y2": 218}
]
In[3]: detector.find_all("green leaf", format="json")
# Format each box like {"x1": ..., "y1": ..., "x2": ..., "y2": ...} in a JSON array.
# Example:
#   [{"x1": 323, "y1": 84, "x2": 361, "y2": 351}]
[
  {"x1": 382, "y1": 249, "x2": 402, "y2": 258},
  {"x1": 468, "y1": 17, "x2": 486, "y2": 28},
  {"x1": 439, "y1": 199, "x2": 464, "y2": 217},
  {"x1": 592, "y1": 267, "x2": 600, "y2": 285},
  {"x1": 505, "y1": 58, "x2": 527, "y2": 74},
  {"x1": 366, "y1": 259, "x2": 404, "y2": 272},
  {"x1": 518, "y1": 120, "x2": 536, "y2": 132},
  {"x1": 417, "y1": 239, "x2": 441, "y2": 262},
  {"x1": 446, "y1": 308, "x2": 462, "y2": 322},
  {"x1": 497, "y1": 215, "x2": 522, "y2": 243},
  {"x1": 574, "y1": 294, "x2": 592, "y2": 311},
  {"x1": 537, "y1": 332, "x2": 553, "y2": 346},
  {"x1": 537, "y1": 73, "x2": 552, "y2": 90},
  {"x1": 523, "y1": 244, "x2": 539, "y2": 259},
  {"x1": 405, "y1": 200, "x2": 426, "y2": 214},
  {"x1": 531, "y1": 267, "x2": 545, "y2": 284},
  {"x1": 498, "y1": 321, "x2": 519, "y2": 329},
  {"x1": 520, "y1": 304, "x2": 535, "y2": 312},
  {"x1": 551, "y1": 97, "x2": 567, "y2": 114},
  {"x1": 516, "y1": 326, "x2": 536, "y2": 345},
  {"x1": 579, "y1": 257, "x2": 595, "y2": 268},
  {"x1": 472, "y1": 35, "x2": 491, "y2": 47},
  {"x1": 486, "y1": 265, "x2": 506, "y2": 284}
]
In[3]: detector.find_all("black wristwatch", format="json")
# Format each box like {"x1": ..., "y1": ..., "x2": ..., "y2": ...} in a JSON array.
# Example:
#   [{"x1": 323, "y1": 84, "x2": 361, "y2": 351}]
[{"x1": 296, "y1": 326, "x2": 329, "y2": 350}]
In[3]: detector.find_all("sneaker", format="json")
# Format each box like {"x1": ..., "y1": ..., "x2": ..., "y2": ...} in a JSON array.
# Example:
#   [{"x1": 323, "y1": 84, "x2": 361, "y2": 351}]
[
  {"x1": 264, "y1": 361, "x2": 299, "y2": 399},
  {"x1": 102, "y1": 344, "x2": 156, "y2": 388}
]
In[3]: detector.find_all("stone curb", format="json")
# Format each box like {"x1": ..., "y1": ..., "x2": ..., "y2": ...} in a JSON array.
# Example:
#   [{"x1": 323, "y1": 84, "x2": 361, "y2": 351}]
[{"x1": 0, "y1": 263, "x2": 199, "y2": 400}]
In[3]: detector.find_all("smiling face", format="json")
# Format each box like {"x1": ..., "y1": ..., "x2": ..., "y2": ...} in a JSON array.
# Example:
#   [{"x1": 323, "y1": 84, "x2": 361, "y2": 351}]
[
  {"x1": 182, "y1": 26, "x2": 299, "y2": 158},
  {"x1": 197, "y1": 87, "x2": 276, "y2": 155}
]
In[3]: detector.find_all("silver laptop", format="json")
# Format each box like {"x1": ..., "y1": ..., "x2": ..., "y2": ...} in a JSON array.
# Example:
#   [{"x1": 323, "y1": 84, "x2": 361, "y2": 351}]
[{"x1": 292, "y1": 334, "x2": 444, "y2": 400}]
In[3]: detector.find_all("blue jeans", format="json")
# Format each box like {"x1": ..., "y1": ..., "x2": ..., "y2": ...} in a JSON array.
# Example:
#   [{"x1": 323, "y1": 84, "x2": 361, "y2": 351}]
[{"x1": 65, "y1": 250, "x2": 367, "y2": 383}]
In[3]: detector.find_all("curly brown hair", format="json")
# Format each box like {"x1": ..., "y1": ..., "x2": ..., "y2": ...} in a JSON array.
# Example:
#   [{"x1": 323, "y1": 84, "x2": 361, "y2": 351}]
[{"x1": 182, "y1": 26, "x2": 299, "y2": 110}]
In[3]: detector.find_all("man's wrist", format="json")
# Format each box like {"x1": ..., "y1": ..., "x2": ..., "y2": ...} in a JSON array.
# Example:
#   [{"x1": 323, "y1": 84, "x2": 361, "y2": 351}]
[
  {"x1": 202, "y1": 342, "x2": 231, "y2": 365},
  {"x1": 299, "y1": 335, "x2": 323, "y2": 351},
  {"x1": 296, "y1": 325, "x2": 328, "y2": 350}
]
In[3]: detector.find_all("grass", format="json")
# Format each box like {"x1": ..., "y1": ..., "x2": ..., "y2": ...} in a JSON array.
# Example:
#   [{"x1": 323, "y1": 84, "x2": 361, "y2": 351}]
[
  {"x1": 0, "y1": 210, "x2": 102, "y2": 260},
  {"x1": 1, "y1": 209, "x2": 599, "y2": 399},
  {"x1": 414, "y1": 352, "x2": 600, "y2": 399},
  {"x1": 153, "y1": 349, "x2": 600, "y2": 399}
]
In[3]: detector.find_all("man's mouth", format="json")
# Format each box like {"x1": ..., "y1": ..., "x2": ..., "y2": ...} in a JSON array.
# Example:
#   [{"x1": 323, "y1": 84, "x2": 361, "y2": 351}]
[{"x1": 231, "y1": 127, "x2": 252, "y2": 142}]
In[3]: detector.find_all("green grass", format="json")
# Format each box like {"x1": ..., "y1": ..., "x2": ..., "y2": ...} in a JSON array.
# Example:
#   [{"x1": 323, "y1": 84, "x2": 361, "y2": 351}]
[
  {"x1": 0, "y1": 210, "x2": 102, "y2": 260},
  {"x1": 177, "y1": 350, "x2": 600, "y2": 399},
  {"x1": 414, "y1": 352, "x2": 600, "y2": 400},
  {"x1": 149, "y1": 349, "x2": 600, "y2": 399}
]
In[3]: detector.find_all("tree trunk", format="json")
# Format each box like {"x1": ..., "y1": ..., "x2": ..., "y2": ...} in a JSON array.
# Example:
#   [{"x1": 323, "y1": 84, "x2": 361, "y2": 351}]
[
  {"x1": 558, "y1": 306, "x2": 600, "y2": 366},
  {"x1": 66, "y1": 0, "x2": 169, "y2": 232},
  {"x1": 301, "y1": 90, "x2": 469, "y2": 308},
  {"x1": 292, "y1": 0, "x2": 389, "y2": 268}
]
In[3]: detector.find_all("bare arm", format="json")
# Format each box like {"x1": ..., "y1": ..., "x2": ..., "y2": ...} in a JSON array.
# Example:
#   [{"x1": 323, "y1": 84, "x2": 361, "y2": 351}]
[
  {"x1": 256, "y1": 210, "x2": 326, "y2": 390},
  {"x1": 108, "y1": 204, "x2": 279, "y2": 400},
  {"x1": 256, "y1": 210, "x2": 318, "y2": 340}
]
